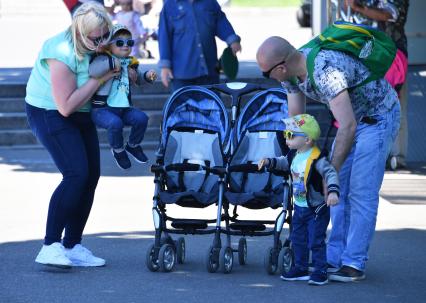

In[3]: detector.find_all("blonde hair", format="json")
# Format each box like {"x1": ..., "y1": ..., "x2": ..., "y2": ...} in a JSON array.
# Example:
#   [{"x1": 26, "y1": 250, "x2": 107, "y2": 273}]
[{"x1": 70, "y1": 2, "x2": 113, "y2": 60}]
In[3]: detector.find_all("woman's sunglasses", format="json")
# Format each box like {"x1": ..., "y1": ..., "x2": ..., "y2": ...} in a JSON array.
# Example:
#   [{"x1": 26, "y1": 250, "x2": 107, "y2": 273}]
[
  {"x1": 283, "y1": 130, "x2": 307, "y2": 140},
  {"x1": 262, "y1": 59, "x2": 286, "y2": 79},
  {"x1": 87, "y1": 31, "x2": 110, "y2": 46},
  {"x1": 110, "y1": 38, "x2": 135, "y2": 48}
]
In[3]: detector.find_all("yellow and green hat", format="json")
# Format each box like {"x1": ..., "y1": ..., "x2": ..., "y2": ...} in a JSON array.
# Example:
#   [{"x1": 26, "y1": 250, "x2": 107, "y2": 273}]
[{"x1": 282, "y1": 114, "x2": 321, "y2": 141}]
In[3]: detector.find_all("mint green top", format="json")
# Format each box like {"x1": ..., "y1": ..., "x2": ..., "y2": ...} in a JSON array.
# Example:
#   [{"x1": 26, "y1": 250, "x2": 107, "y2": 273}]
[
  {"x1": 290, "y1": 148, "x2": 314, "y2": 208},
  {"x1": 25, "y1": 30, "x2": 91, "y2": 112},
  {"x1": 107, "y1": 57, "x2": 131, "y2": 107}
]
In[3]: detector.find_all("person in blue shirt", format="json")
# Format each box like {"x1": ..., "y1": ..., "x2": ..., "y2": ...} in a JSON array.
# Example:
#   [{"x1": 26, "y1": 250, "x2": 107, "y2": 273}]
[
  {"x1": 158, "y1": 0, "x2": 242, "y2": 91},
  {"x1": 26, "y1": 2, "x2": 117, "y2": 268}
]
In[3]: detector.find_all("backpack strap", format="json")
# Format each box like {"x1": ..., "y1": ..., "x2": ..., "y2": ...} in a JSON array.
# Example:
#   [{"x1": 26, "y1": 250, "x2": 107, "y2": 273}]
[{"x1": 305, "y1": 45, "x2": 321, "y2": 91}]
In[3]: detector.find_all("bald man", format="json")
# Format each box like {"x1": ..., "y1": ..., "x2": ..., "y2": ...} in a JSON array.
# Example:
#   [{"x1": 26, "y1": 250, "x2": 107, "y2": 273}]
[{"x1": 257, "y1": 36, "x2": 400, "y2": 282}]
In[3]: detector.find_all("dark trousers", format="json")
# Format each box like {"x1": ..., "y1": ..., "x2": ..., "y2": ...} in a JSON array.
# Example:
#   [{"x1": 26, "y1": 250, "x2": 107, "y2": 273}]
[
  {"x1": 171, "y1": 75, "x2": 220, "y2": 92},
  {"x1": 291, "y1": 204, "x2": 330, "y2": 273},
  {"x1": 26, "y1": 103, "x2": 100, "y2": 248},
  {"x1": 91, "y1": 107, "x2": 149, "y2": 150}
]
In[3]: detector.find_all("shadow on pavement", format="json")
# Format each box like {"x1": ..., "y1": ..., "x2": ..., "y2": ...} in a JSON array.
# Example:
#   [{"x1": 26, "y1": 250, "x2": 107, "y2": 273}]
[
  {"x1": 1, "y1": 229, "x2": 425, "y2": 303},
  {"x1": 0, "y1": 148, "x2": 157, "y2": 177}
]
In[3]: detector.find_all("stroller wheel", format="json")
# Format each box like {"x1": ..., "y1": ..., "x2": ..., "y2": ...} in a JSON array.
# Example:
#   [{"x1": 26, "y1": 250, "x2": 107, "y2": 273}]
[
  {"x1": 205, "y1": 245, "x2": 219, "y2": 273},
  {"x1": 160, "y1": 236, "x2": 174, "y2": 246},
  {"x1": 278, "y1": 246, "x2": 294, "y2": 275},
  {"x1": 219, "y1": 246, "x2": 233, "y2": 274},
  {"x1": 264, "y1": 247, "x2": 278, "y2": 275},
  {"x1": 145, "y1": 243, "x2": 160, "y2": 272},
  {"x1": 238, "y1": 238, "x2": 247, "y2": 265},
  {"x1": 176, "y1": 237, "x2": 186, "y2": 264},
  {"x1": 158, "y1": 244, "x2": 176, "y2": 272}
]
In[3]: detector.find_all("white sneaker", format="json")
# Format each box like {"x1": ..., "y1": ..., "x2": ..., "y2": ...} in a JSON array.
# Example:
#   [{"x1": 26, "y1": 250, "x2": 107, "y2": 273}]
[
  {"x1": 65, "y1": 244, "x2": 106, "y2": 267},
  {"x1": 35, "y1": 242, "x2": 72, "y2": 268}
]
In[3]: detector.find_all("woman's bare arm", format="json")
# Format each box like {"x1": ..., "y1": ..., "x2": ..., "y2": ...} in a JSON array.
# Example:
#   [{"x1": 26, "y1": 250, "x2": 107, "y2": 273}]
[{"x1": 49, "y1": 59, "x2": 118, "y2": 116}]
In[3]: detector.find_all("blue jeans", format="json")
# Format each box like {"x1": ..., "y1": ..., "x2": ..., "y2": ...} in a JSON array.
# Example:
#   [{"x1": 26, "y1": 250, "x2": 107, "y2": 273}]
[
  {"x1": 25, "y1": 103, "x2": 100, "y2": 248},
  {"x1": 91, "y1": 107, "x2": 149, "y2": 149},
  {"x1": 171, "y1": 75, "x2": 220, "y2": 92},
  {"x1": 327, "y1": 104, "x2": 401, "y2": 271},
  {"x1": 291, "y1": 204, "x2": 330, "y2": 273}
]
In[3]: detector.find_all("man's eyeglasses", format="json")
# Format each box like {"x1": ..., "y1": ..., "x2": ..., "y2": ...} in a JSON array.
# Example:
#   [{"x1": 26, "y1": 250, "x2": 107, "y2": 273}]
[
  {"x1": 262, "y1": 59, "x2": 286, "y2": 79},
  {"x1": 110, "y1": 38, "x2": 135, "y2": 48},
  {"x1": 283, "y1": 130, "x2": 307, "y2": 140},
  {"x1": 87, "y1": 31, "x2": 110, "y2": 46}
]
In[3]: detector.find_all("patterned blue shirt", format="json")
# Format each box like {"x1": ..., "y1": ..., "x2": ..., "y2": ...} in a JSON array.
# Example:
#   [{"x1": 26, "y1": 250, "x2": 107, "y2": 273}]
[
  {"x1": 158, "y1": 0, "x2": 240, "y2": 79},
  {"x1": 282, "y1": 48, "x2": 399, "y2": 121}
]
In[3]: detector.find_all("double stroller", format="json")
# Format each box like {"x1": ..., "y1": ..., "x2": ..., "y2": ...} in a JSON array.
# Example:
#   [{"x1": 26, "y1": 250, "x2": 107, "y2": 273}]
[{"x1": 145, "y1": 83, "x2": 294, "y2": 274}]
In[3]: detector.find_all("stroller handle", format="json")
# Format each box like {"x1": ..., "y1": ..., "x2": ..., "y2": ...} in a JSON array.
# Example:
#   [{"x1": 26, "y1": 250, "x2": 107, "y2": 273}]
[
  {"x1": 228, "y1": 163, "x2": 263, "y2": 173},
  {"x1": 158, "y1": 163, "x2": 226, "y2": 177},
  {"x1": 206, "y1": 82, "x2": 266, "y2": 106},
  {"x1": 228, "y1": 163, "x2": 290, "y2": 178}
]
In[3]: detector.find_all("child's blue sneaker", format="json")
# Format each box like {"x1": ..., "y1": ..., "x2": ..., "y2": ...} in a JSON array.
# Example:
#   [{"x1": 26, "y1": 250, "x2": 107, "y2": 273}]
[
  {"x1": 280, "y1": 267, "x2": 310, "y2": 281},
  {"x1": 125, "y1": 143, "x2": 148, "y2": 163},
  {"x1": 308, "y1": 270, "x2": 329, "y2": 286},
  {"x1": 112, "y1": 149, "x2": 131, "y2": 169}
]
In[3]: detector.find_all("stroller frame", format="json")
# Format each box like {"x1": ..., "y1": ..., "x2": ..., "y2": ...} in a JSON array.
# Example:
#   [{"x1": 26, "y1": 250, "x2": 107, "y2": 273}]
[
  {"x1": 206, "y1": 84, "x2": 294, "y2": 274},
  {"x1": 146, "y1": 86, "x2": 229, "y2": 273}
]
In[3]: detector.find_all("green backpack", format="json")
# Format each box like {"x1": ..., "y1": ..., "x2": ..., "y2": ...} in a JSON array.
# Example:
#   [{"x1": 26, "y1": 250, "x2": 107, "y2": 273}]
[{"x1": 300, "y1": 21, "x2": 397, "y2": 90}]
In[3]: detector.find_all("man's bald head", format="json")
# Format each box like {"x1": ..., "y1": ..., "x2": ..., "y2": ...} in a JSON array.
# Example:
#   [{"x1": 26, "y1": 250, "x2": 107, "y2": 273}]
[{"x1": 256, "y1": 36, "x2": 297, "y2": 71}]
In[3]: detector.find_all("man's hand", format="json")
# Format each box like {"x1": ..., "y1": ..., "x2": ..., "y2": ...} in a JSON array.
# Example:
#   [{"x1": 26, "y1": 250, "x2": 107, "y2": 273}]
[
  {"x1": 258, "y1": 158, "x2": 270, "y2": 170},
  {"x1": 327, "y1": 192, "x2": 339, "y2": 206},
  {"x1": 161, "y1": 67, "x2": 173, "y2": 88},
  {"x1": 230, "y1": 41, "x2": 242, "y2": 56}
]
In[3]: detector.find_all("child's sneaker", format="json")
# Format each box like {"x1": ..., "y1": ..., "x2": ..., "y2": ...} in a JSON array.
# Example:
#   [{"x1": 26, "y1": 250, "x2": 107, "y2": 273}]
[
  {"x1": 35, "y1": 242, "x2": 72, "y2": 268},
  {"x1": 112, "y1": 149, "x2": 131, "y2": 169},
  {"x1": 125, "y1": 143, "x2": 148, "y2": 163},
  {"x1": 65, "y1": 244, "x2": 105, "y2": 267},
  {"x1": 280, "y1": 267, "x2": 310, "y2": 281},
  {"x1": 308, "y1": 270, "x2": 329, "y2": 285}
]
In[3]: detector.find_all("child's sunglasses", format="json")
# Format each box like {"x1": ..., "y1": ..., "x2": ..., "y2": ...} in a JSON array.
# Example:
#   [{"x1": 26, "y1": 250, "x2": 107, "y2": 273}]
[
  {"x1": 283, "y1": 130, "x2": 307, "y2": 140},
  {"x1": 110, "y1": 38, "x2": 135, "y2": 47}
]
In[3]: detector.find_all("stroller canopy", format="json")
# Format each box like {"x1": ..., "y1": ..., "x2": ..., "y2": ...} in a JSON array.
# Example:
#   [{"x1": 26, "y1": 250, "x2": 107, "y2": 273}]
[
  {"x1": 235, "y1": 88, "x2": 289, "y2": 144},
  {"x1": 160, "y1": 86, "x2": 230, "y2": 152}
]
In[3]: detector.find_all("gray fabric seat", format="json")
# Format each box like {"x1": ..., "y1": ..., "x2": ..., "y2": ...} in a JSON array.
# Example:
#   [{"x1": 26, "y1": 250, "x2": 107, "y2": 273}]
[
  {"x1": 159, "y1": 130, "x2": 224, "y2": 207},
  {"x1": 226, "y1": 131, "x2": 287, "y2": 209}
]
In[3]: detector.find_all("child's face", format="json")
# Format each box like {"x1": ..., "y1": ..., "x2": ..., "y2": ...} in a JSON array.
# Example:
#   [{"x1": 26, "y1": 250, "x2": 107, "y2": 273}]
[
  {"x1": 285, "y1": 133, "x2": 310, "y2": 151},
  {"x1": 109, "y1": 34, "x2": 133, "y2": 58}
]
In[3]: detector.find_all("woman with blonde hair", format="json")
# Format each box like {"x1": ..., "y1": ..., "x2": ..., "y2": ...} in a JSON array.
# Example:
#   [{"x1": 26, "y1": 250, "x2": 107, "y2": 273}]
[{"x1": 26, "y1": 2, "x2": 119, "y2": 268}]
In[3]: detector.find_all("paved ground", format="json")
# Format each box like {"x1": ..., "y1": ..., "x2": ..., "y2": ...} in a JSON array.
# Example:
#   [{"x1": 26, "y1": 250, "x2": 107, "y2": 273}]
[{"x1": 1, "y1": 147, "x2": 426, "y2": 303}]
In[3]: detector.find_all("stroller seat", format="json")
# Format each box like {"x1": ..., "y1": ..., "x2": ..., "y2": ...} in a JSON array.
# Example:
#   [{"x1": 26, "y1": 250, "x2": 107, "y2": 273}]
[
  {"x1": 226, "y1": 130, "x2": 288, "y2": 209},
  {"x1": 159, "y1": 129, "x2": 224, "y2": 207}
]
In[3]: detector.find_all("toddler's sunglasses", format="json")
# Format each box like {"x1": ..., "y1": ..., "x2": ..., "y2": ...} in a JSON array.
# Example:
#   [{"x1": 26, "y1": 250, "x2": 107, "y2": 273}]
[
  {"x1": 110, "y1": 38, "x2": 135, "y2": 47},
  {"x1": 283, "y1": 130, "x2": 307, "y2": 140}
]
